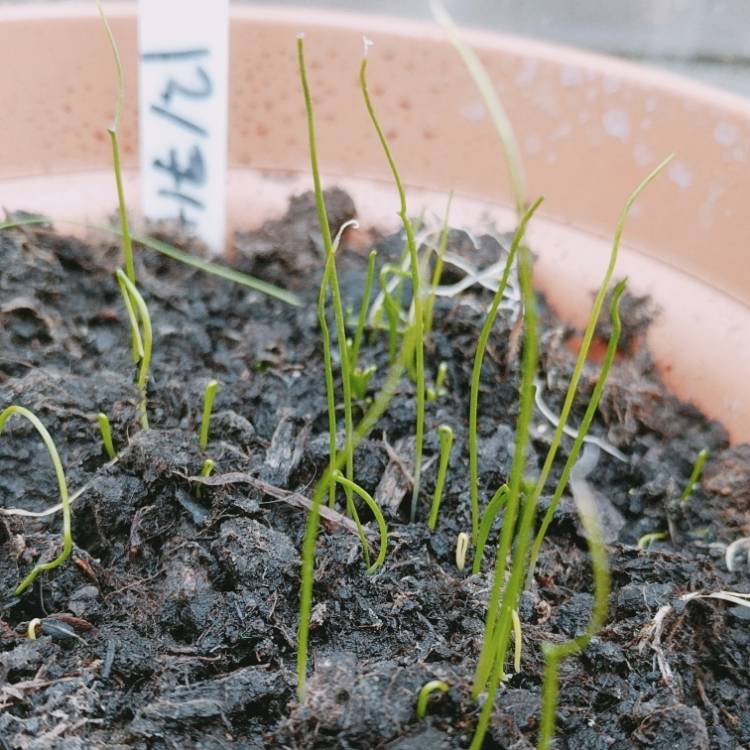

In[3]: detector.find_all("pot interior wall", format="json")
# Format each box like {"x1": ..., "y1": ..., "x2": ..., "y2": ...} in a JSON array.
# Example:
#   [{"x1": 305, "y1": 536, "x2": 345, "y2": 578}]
[{"x1": 0, "y1": 4, "x2": 748, "y2": 440}]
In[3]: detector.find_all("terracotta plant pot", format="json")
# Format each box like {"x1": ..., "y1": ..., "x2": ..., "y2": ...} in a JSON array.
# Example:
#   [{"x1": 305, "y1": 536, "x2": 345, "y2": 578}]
[{"x1": 0, "y1": 3, "x2": 747, "y2": 440}]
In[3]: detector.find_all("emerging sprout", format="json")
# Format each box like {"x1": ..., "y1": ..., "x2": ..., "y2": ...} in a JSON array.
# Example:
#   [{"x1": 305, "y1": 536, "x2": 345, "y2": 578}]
[
  {"x1": 471, "y1": 483, "x2": 509, "y2": 574},
  {"x1": 1, "y1": 406, "x2": 72, "y2": 595},
  {"x1": 360, "y1": 44, "x2": 426, "y2": 523},
  {"x1": 27, "y1": 618, "x2": 42, "y2": 640},
  {"x1": 379, "y1": 264, "x2": 411, "y2": 363},
  {"x1": 637, "y1": 531, "x2": 668, "y2": 549},
  {"x1": 115, "y1": 269, "x2": 152, "y2": 429},
  {"x1": 468, "y1": 197, "x2": 543, "y2": 542},
  {"x1": 416, "y1": 679, "x2": 449, "y2": 719},
  {"x1": 197, "y1": 458, "x2": 216, "y2": 500},
  {"x1": 511, "y1": 609, "x2": 523, "y2": 674},
  {"x1": 427, "y1": 361, "x2": 448, "y2": 402},
  {"x1": 96, "y1": 0, "x2": 135, "y2": 283},
  {"x1": 455, "y1": 531, "x2": 470, "y2": 572},
  {"x1": 350, "y1": 366, "x2": 376, "y2": 401},
  {"x1": 681, "y1": 448, "x2": 709, "y2": 501},
  {"x1": 97, "y1": 412, "x2": 117, "y2": 459},
  {"x1": 199, "y1": 379, "x2": 219, "y2": 451},
  {"x1": 428, "y1": 424, "x2": 453, "y2": 530}
]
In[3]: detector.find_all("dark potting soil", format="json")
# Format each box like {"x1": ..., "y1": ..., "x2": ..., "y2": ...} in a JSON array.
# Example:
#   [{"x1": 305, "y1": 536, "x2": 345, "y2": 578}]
[{"x1": 0, "y1": 190, "x2": 749, "y2": 750}]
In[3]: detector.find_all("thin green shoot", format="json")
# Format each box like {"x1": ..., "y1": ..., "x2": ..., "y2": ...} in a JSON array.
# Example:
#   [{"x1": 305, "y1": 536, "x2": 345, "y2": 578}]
[
  {"x1": 471, "y1": 483, "x2": 509, "y2": 574},
  {"x1": 428, "y1": 424, "x2": 454, "y2": 530},
  {"x1": 469, "y1": 197, "x2": 543, "y2": 542},
  {"x1": 333, "y1": 471, "x2": 388, "y2": 573},
  {"x1": 298, "y1": 34, "x2": 356, "y2": 521},
  {"x1": 380, "y1": 264, "x2": 411, "y2": 362},
  {"x1": 349, "y1": 249, "x2": 377, "y2": 373},
  {"x1": 427, "y1": 361, "x2": 448, "y2": 401},
  {"x1": 360, "y1": 41, "x2": 426, "y2": 523},
  {"x1": 297, "y1": 325, "x2": 416, "y2": 699},
  {"x1": 430, "y1": 0, "x2": 526, "y2": 217},
  {"x1": 115, "y1": 269, "x2": 152, "y2": 429},
  {"x1": 1, "y1": 406, "x2": 72, "y2": 595},
  {"x1": 424, "y1": 192, "x2": 453, "y2": 336},
  {"x1": 637, "y1": 531, "x2": 667, "y2": 549},
  {"x1": 526, "y1": 280, "x2": 627, "y2": 585},
  {"x1": 96, "y1": 0, "x2": 135, "y2": 283},
  {"x1": 416, "y1": 680, "x2": 449, "y2": 719},
  {"x1": 0, "y1": 216, "x2": 302, "y2": 307},
  {"x1": 350, "y1": 366, "x2": 376, "y2": 401},
  {"x1": 523, "y1": 156, "x2": 672, "y2": 561},
  {"x1": 199, "y1": 379, "x2": 219, "y2": 451},
  {"x1": 197, "y1": 458, "x2": 216, "y2": 499},
  {"x1": 97, "y1": 412, "x2": 117, "y2": 459},
  {"x1": 681, "y1": 448, "x2": 709, "y2": 501},
  {"x1": 537, "y1": 466, "x2": 610, "y2": 750},
  {"x1": 455, "y1": 531, "x2": 470, "y2": 572},
  {"x1": 470, "y1": 242, "x2": 538, "y2": 731},
  {"x1": 511, "y1": 609, "x2": 523, "y2": 674}
]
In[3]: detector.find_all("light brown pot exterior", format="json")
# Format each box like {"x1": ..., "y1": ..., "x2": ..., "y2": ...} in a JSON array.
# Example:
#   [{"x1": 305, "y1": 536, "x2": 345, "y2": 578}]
[{"x1": 0, "y1": 4, "x2": 748, "y2": 441}]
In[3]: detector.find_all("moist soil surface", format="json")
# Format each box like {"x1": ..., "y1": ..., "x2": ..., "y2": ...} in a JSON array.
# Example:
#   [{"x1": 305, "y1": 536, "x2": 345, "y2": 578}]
[{"x1": 0, "y1": 191, "x2": 749, "y2": 750}]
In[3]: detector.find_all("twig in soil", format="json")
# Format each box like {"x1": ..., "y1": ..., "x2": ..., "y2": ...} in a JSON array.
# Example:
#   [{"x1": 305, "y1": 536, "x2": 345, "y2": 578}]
[
  {"x1": 185, "y1": 471, "x2": 374, "y2": 539},
  {"x1": 360, "y1": 38, "x2": 426, "y2": 523},
  {"x1": 115, "y1": 269, "x2": 152, "y2": 429},
  {"x1": 468, "y1": 197, "x2": 542, "y2": 542},
  {"x1": 97, "y1": 413, "x2": 117, "y2": 460},
  {"x1": 680, "y1": 448, "x2": 709, "y2": 501},
  {"x1": 415, "y1": 679, "x2": 449, "y2": 719},
  {"x1": 0, "y1": 406, "x2": 72, "y2": 596},
  {"x1": 199, "y1": 379, "x2": 219, "y2": 451},
  {"x1": 427, "y1": 425, "x2": 454, "y2": 531}
]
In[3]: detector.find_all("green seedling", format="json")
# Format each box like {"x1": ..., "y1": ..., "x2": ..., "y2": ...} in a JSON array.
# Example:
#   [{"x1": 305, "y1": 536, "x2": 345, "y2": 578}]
[
  {"x1": 430, "y1": 0, "x2": 526, "y2": 217},
  {"x1": 197, "y1": 458, "x2": 216, "y2": 499},
  {"x1": 115, "y1": 269, "x2": 152, "y2": 429},
  {"x1": 526, "y1": 280, "x2": 627, "y2": 585},
  {"x1": 424, "y1": 192, "x2": 453, "y2": 337},
  {"x1": 469, "y1": 244, "x2": 538, "y2": 748},
  {"x1": 97, "y1": 412, "x2": 117, "y2": 459},
  {"x1": 96, "y1": 0, "x2": 135, "y2": 283},
  {"x1": 199, "y1": 379, "x2": 219, "y2": 451},
  {"x1": 468, "y1": 197, "x2": 543, "y2": 542},
  {"x1": 416, "y1": 680, "x2": 449, "y2": 719},
  {"x1": 350, "y1": 366, "x2": 376, "y2": 401},
  {"x1": 297, "y1": 323, "x2": 417, "y2": 699},
  {"x1": 427, "y1": 361, "x2": 448, "y2": 401},
  {"x1": 333, "y1": 471, "x2": 388, "y2": 574},
  {"x1": 681, "y1": 448, "x2": 709, "y2": 501},
  {"x1": 427, "y1": 424, "x2": 454, "y2": 530},
  {"x1": 349, "y1": 249, "x2": 377, "y2": 373},
  {"x1": 379, "y1": 264, "x2": 411, "y2": 363},
  {"x1": 27, "y1": 618, "x2": 41, "y2": 640},
  {"x1": 361, "y1": 40, "x2": 426, "y2": 523},
  {"x1": 455, "y1": 531, "x2": 470, "y2": 572},
  {"x1": 637, "y1": 531, "x2": 667, "y2": 549},
  {"x1": 511, "y1": 609, "x2": 523, "y2": 674},
  {"x1": 1, "y1": 406, "x2": 72, "y2": 595},
  {"x1": 537, "y1": 465, "x2": 610, "y2": 750},
  {"x1": 298, "y1": 34, "x2": 356, "y2": 517},
  {"x1": 471, "y1": 483, "x2": 509, "y2": 574}
]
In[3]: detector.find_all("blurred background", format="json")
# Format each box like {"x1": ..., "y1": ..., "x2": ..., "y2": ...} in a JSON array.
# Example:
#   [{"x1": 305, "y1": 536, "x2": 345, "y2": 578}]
[{"x1": 3, "y1": 2, "x2": 747, "y2": 96}]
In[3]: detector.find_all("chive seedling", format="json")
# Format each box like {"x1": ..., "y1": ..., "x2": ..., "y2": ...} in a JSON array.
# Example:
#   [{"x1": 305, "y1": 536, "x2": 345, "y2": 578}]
[
  {"x1": 681, "y1": 448, "x2": 709, "y2": 501},
  {"x1": 379, "y1": 264, "x2": 411, "y2": 363},
  {"x1": 637, "y1": 531, "x2": 667, "y2": 549},
  {"x1": 526, "y1": 280, "x2": 627, "y2": 584},
  {"x1": 537, "y1": 465, "x2": 610, "y2": 750},
  {"x1": 1, "y1": 406, "x2": 72, "y2": 595},
  {"x1": 96, "y1": 0, "x2": 135, "y2": 284},
  {"x1": 424, "y1": 192, "x2": 453, "y2": 337},
  {"x1": 199, "y1": 379, "x2": 219, "y2": 451},
  {"x1": 428, "y1": 425, "x2": 453, "y2": 531},
  {"x1": 468, "y1": 197, "x2": 543, "y2": 542},
  {"x1": 360, "y1": 38, "x2": 426, "y2": 523},
  {"x1": 427, "y1": 361, "x2": 448, "y2": 402},
  {"x1": 197, "y1": 458, "x2": 216, "y2": 500},
  {"x1": 470, "y1": 243, "x2": 538, "y2": 748},
  {"x1": 511, "y1": 609, "x2": 523, "y2": 674},
  {"x1": 455, "y1": 531, "x2": 470, "y2": 572},
  {"x1": 115, "y1": 269, "x2": 152, "y2": 429},
  {"x1": 416, "y1": 680, "x2": 449, "y2": 719},
  {"x1": 97, "y1": 412, "x2": 117, "y2": 459},
  {"x1": 471, "y1": 483, "x2": 509, "y2": 574},
  {"x1": 298, "y1": 34, "x2": 356, "y2": 516}
]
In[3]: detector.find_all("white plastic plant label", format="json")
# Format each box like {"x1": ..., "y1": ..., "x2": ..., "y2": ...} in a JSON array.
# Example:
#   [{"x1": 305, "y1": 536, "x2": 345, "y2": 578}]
[{"x1": 138, "y1": 0, "x2": 229, "y2": 254}]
